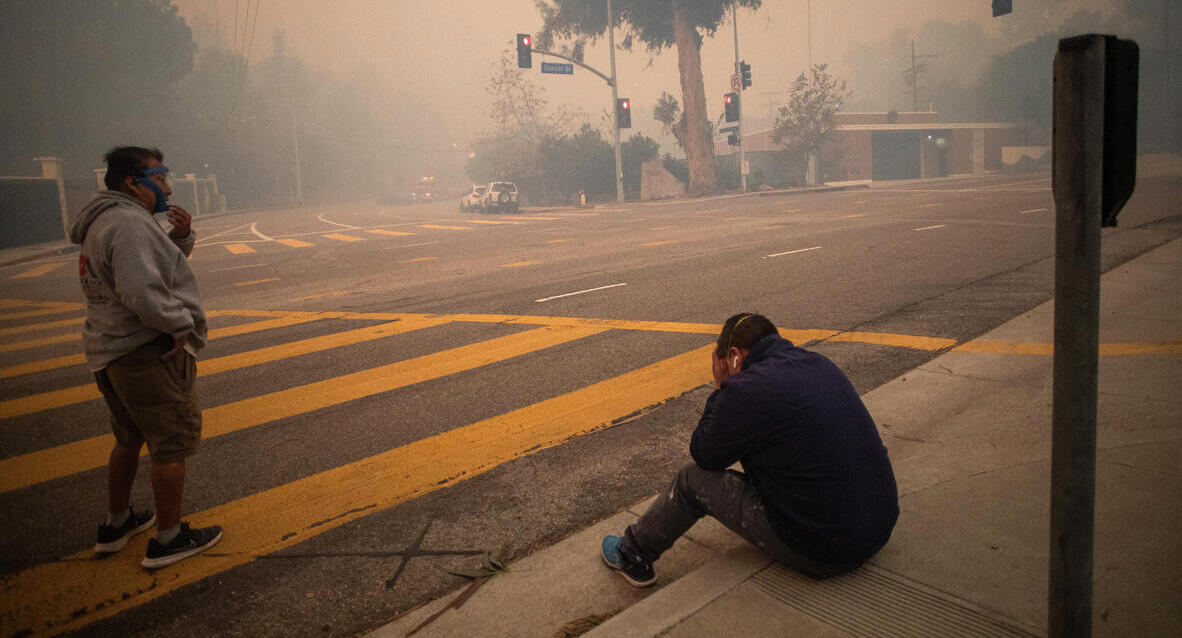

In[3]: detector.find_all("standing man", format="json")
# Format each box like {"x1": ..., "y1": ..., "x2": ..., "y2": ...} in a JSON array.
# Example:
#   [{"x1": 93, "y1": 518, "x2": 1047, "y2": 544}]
[
  {"x1": 601, "y1": 313, "x2": 898, "y2": 586},
  {"x1": 70, "y1": 146, "x2": 222, "y2": 569}
]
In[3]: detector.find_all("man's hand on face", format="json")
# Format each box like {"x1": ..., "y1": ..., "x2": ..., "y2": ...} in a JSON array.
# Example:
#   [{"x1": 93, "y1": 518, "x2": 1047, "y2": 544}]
[
  {"x1": 166, "y1": 205, "x2": 192, "y2": 239},
  {"x1": 712, "y1": 353, "x2": 729, "y2": 389}
]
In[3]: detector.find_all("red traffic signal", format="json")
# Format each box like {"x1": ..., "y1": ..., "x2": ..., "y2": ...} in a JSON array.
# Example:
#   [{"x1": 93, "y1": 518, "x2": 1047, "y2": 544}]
[
  {"x1": 616, "y1": 98, "x2": 632, "y2": 128},
  {"x1": 517, "y1": 33, "x2": 532, "y2": 68},
  {"x1": 724, "y1": 92, "x2": 739, "y2": 122}
]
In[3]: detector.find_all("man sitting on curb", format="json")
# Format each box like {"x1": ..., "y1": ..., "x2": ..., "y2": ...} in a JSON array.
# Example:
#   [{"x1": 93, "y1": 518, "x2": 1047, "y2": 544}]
[{"x1": 602, "y1": 313, "x2": 899, "y2": 586}]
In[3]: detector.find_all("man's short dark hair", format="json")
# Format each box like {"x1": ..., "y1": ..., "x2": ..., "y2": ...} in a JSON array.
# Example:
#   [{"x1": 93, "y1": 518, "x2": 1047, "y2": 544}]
[
  {"x1": 103, "y1": 146, "x2": 163, "y2": 190},
  {"x1": 715, "y1": 313, "x2": 777, "y2": 358}
]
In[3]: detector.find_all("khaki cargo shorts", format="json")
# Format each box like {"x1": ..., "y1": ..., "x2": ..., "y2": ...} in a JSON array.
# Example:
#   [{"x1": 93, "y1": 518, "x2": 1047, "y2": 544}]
[{"x1": 94, "y1": 335, "x2": 202, "y2": 464}]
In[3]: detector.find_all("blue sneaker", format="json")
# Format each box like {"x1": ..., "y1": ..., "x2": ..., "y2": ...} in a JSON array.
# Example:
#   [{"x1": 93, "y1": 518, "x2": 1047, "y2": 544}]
[{"x1": 601, "y1": 535, "x2": 657, "y2": 588}]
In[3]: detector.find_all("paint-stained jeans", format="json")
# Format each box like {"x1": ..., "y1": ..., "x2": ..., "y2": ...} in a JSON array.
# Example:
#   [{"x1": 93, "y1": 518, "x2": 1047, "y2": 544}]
[{"x1": 621, "y1": 463, "x2": 857, "y2": 579}]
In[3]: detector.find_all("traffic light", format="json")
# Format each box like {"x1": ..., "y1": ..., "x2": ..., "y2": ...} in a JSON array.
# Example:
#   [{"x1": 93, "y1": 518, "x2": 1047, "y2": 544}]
[
  {"x1": 727, "y1": 133, "x2": 739, "y2": 146},
  {"x1": 517, "y1": 33, "x2": 532, "y2": 68},
  {"x1": 616, "y1": 98, "x2": 632, "y2": 128},
  {"x1": 723, "y1": 92, "x2": 739, "y2": 122},
  {"x1": 740, "y1": 61, "x2": 752, "y2": 89}
]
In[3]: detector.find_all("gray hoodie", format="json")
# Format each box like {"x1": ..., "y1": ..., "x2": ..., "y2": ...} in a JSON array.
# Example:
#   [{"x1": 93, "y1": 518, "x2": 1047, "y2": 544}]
[{"x1": 68, "y1": 190, "x2": 206, "y2": 371}]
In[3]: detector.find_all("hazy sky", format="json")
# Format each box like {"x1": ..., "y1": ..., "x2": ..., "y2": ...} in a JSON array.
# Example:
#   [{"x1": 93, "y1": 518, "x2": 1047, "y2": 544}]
[{"x1": 172, "y1": 1, "x2": 1122, "y2": 151}]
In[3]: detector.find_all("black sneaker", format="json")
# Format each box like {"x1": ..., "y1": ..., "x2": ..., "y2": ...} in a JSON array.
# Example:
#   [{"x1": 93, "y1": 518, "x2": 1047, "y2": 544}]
[
  {"x1": 601, "y1": 535, "x2": 657, "y2": 587},
  {"x1": 141, "y1": 522, "x2": 223, "y2": 569},
  {"x1": 94, "y1": 507, "x2": 156, "y2": 554}
]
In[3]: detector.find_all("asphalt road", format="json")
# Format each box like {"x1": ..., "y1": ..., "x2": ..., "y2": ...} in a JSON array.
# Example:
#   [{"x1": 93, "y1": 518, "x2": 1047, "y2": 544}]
[{"x1": 2, "y1": 158, "x2": 1181, "y2": 637}]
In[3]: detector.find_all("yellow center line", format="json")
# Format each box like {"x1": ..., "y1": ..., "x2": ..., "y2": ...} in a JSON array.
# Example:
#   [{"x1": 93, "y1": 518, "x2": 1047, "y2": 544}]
[
  {"x1": 276, "y1": 238, "x2": 314, "y2": 248},
  {"x1": 321, "y1": 233, "x2": 365, "y2": 242},
  {"x1": 546, "y1": 239, "x2": 571, "y2": 244},
  {"x1": 511, "y1": 216, "x2": 561, "y2": 221},
  {"x1": 417, "y1": 224, "x2": 470, "y2": 231},
  {"x1": 1, "y1": 343, "x2": 712, "y2": 636},
  {"x1": 499, "y1": 261, "x2": 538, "y2": 268},
  {"x1": 224, "y1": 243, "x2": 256, "y2": 254},
  {"x1": 401, "y1": 256, "x2": 437, "y2": 263},
  {"x1": 0, "y1": 325, "x2": 605, "y2": 494},
  {"x1": 643, "y1": 240, "x2": 679, "y2": 247},
  {"x1": 11, "y1": 262, "x2": 68, "y2": 279},
  {"x1": 0, "y1": 298, "x2": 33, "y2": 309},
  {"x1": 365, "y1": 229, "x2": 416, "y2": 236},
  {"x1": 466, "y1": 220, "x2": 524, "y2": 225},
  {"x1": 233, "y1": 278, "x2": 281, "y2": 287}
]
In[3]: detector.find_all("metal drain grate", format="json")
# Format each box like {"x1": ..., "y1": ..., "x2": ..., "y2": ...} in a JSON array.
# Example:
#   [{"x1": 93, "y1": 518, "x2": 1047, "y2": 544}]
[{"x1": 750, "y1": 563, "x2": 1044, "y2": 638}]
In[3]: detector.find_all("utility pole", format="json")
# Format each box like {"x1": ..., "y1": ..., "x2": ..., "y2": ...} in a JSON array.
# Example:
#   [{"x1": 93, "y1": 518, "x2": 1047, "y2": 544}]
[
  {"x1": 904, "y1": 40, "x2": 937, "y2": 111},
  {"x1": 607, "y1": 0, "x2": 624, "y2": 203},
  {"x1": 732, "y1": 4, "x2": 746, "y2": 192}
]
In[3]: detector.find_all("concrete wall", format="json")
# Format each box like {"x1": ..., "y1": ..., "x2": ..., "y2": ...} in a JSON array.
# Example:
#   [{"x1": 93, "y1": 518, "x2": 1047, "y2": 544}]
[
  {"x1": 640, "y1": 158, "x2": 685, "y2": 201},
  {"x1": 0, "y1": 178, "x2": 66, "y2": 249}
]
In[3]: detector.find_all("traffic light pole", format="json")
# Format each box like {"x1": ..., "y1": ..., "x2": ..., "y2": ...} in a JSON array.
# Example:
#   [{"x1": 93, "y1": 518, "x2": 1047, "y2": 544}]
[
  {"x1": 529, "y1": 0, "x2": 625, "y2": 203},
  {"x1": 732, "y1": 4, "x2": 746, "y2": 192},
  {"x1": 607, "y1": 0, "x2": 624, "y2": 203}
]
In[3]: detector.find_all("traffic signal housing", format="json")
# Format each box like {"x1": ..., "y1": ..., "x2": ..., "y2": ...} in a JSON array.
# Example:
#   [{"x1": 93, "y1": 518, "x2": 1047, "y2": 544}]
[
  {"x1": 727, "y1": 133, "x2": 740, "y2": 146},
  {"x1": 517, "y1": 33, "x2": 532, "y2": 68},
  {"x1": 616, "y1": 98, "x2": 632, "y2": 129},
  {"x1": 723, "y1": 92, "x2": 739, "y2": 122},
  {"x1": 740, "y1": 61, "x2": 752, "y2": 89}
]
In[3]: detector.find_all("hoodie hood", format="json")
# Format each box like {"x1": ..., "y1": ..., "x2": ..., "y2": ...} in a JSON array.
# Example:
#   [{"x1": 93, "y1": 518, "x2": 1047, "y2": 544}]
[{"x1": 68, "y1": 190, "x2": 146, "y2": 244}]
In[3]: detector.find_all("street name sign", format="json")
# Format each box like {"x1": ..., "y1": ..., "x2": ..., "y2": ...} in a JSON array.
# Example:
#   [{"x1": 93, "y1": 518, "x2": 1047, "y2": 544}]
[
  {"x1": 541, "y1": 62, "x2": 574, "y2": 75},
  {"x1": 720, "y1": 125, "x2": 739, "y2": 134}
]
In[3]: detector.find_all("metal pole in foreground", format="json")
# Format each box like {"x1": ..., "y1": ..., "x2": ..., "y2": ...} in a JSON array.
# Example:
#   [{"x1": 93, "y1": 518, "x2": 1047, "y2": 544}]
[
  {"x1": 1049, "y1": 34, "x2": 1105, "y2": 638},
  {"x1": 607, "y1": 0, "x2": 624, "y2": 204}
]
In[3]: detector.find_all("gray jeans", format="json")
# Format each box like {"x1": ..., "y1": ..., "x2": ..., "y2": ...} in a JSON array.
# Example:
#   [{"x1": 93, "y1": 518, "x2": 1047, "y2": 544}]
[{"x1": 621, "y1": 464, "x2": 858, "y2": 579}]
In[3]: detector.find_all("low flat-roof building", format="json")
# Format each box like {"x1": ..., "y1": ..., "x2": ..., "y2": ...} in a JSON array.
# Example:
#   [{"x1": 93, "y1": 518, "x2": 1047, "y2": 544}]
[{"x1": 716, "y1": 112, "x2": 1026, "y2": 184}]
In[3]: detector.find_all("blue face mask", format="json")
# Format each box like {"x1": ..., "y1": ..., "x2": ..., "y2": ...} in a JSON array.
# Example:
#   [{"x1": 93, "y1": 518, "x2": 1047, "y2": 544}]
[{"x1": 140, "y1": 166, "x2": 171, "y2": 213}]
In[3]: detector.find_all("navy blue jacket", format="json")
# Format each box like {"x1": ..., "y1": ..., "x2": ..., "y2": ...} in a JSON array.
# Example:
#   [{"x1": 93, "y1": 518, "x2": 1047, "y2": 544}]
[{"x1": 690, "y1": 334, "x2": 899, "y2": 565}]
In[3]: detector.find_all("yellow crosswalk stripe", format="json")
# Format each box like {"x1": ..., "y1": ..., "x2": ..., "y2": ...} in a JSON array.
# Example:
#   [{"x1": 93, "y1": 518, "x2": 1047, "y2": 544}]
[
  {"x1": 0, "y1": 317, "x2": 447, "y2": 412},
  {"x1": 276, "y1": 238, "x2": 314, "y2": 248},
  {"x1": 11, "y1": 262, "x2": 68, "y2": 279},
  {"x1": 224, "y1": 243, "x2": 256, "y2": 254},
  {"x1": 0, "y1": 325, "x2": 604, "y2": 494},
  {"x1": 0, "y1": 302, "x2": 82, "y2": 320},
  {"x1": 643, "y1": 240, "x2": 678, "y2": 247},
  {"x1": 500, "y1": 261, "x2": 538, "y2": 268},
  {"x1": 322, "y1": 233, "x2": 365, "y2": 242},
  {"x1": 825, "y1": 331, "x2": 957, "y2": 351},
  {"x1": 511, "y1": 216, "x2": 561, "y2": 220},
  {"x1": 0, "y1": 332, "x2": 78, "y2": 354},
  {"x1": 233, "y1": 278, "x2": 280, "y2": 287},
  {"x1": 0, "y1": 314, "x2": 341, "y2": 383},
  {"x1": 0, "y1": 298, "x2": 32, "y2": 309},
  {"x1": 402, "y1": 256, "x2": 437, "y2": 263},
  {"x1": 418, "y1": 224, "x2": 470, "y2": 231},
  {"x1": 0, "y1": 316, "x2": 84, "y2": 337},
  {"x1": 365, "y1": 229, "x2": 416, "y2": 236},
  {"x1": 466, "y1": 220, "x2": 523, "y2": 225},
  {"x1": 0, "y1": 342, "x2": 712, "y2": 637}
]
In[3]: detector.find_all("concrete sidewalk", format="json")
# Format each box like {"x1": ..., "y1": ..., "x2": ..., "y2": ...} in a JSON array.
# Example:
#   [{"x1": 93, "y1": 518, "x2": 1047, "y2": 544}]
[{"x1": 370, "y1": 237, "x2": 1181, "y2": 638}]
